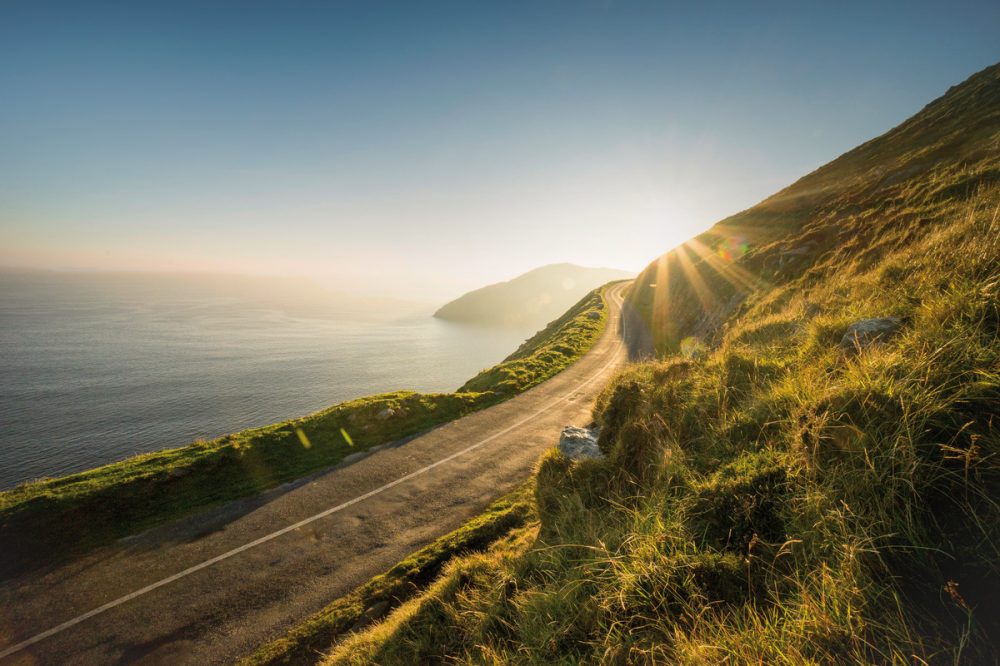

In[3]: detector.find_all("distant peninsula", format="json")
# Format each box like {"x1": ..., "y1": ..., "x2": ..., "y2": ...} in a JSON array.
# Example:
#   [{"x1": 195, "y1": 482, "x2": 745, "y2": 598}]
[{"x1": 434, "y1": 263, "x2": 632, "y2": 327}]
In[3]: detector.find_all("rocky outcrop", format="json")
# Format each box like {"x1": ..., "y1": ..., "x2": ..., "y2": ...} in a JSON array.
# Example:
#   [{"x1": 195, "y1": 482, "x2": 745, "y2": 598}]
[{"x1": 558, "y1": 426, "x2": 603, "y2": 460}]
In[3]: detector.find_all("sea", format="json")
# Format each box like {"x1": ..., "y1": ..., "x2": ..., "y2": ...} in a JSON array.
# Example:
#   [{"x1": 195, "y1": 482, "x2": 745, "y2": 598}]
[{"x1": 0, "y1": 272, "x2": 535, "y2": 489}]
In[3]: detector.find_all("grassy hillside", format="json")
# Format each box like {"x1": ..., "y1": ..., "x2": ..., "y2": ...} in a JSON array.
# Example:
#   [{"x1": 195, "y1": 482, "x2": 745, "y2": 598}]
[
  {"x1": 311, "y1": 63, "x2": 1000, "y2": 664},
  {"x1": 435, "y1": 263, "x2": 630, "y2": 327},
  {"x1": 628, "y1": 61, "x2": 1000, "y2": 354},
  {"x1": 0, "y1": 287, "x2": 609, "y2": 578}
]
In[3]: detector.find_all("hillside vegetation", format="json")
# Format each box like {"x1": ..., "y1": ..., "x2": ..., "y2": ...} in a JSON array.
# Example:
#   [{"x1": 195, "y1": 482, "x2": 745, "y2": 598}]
[
  {"x1": 0, "y1": 287, "x2": 609, "y2": 578},
  {"x1": 435, "y1": 263, "x2": 631, "y2": 328},
  {"x1": 315, "y1": 63, "x2": 1000, "y2": 664}
]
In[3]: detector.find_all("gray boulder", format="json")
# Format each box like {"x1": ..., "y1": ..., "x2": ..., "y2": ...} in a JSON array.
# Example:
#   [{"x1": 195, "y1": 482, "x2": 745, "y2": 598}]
[
  {"x1": 558, "y1": 425, "x2": 603, "y2": 460},
  {"x1": 840, "y1": 317, "x2": 902, "y2": 350}
]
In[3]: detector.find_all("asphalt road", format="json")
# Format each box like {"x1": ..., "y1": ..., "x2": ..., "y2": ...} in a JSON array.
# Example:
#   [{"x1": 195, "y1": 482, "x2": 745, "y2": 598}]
[{"x1": 0, "y1": 283, "x2": 629, "y2": 665}]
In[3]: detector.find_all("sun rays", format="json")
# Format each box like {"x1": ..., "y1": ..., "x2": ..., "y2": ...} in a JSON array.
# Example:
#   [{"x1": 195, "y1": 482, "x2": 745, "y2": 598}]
[{"x1": 640, "y1": 228, "x2": 771, "y2": 352}]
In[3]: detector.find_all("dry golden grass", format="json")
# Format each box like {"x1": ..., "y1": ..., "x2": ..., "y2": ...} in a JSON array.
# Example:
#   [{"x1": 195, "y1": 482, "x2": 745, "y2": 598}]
[{"x1": 306, "y1": 64, "x2": 1000, "y2": 665}]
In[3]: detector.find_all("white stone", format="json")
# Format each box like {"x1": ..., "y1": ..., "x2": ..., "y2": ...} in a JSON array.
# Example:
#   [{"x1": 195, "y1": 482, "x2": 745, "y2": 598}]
[
  {"x1": 840, "y1": 317, "x2": 902, "y2": 350},
  {"x1": 558, "y1": 425, "x2": 603, "y2": 460}
]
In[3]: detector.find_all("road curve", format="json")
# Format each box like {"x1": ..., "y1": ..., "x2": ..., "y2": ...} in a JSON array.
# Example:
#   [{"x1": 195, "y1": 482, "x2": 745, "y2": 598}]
[{"x1": 0, "y1": 283, "x2": 629, "y2": 665}]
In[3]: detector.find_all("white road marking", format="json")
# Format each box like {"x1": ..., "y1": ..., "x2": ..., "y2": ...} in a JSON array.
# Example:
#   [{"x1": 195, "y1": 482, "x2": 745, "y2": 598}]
[{"x1": 1, "y1": 288, "x2": 626, "y2": 660}]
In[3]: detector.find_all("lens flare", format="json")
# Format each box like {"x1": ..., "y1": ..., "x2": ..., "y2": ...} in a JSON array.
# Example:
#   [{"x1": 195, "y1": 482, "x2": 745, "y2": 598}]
[{"x1": 717, "y1": 236, "x2": 749, "y2": 262}]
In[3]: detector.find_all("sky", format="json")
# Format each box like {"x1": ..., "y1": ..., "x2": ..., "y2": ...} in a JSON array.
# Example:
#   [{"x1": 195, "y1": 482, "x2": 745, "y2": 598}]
[{"x1": 2, "y1": 1, "x2": 998, "y2": 301}]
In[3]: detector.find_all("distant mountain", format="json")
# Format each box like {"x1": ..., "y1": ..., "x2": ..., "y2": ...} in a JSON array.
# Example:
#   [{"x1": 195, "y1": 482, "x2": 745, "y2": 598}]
[{"x1": 434, "y1": 263, "x2": 632, "y2": 327}]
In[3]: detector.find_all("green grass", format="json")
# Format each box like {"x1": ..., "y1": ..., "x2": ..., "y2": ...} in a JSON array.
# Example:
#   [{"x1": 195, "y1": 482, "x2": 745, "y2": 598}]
[
  {"x1": 304, "y1": 63, "x2": 1000, "y2": 664},
  {"x1": 0, "y1": 286, "x2": 609, "y2": 577}
]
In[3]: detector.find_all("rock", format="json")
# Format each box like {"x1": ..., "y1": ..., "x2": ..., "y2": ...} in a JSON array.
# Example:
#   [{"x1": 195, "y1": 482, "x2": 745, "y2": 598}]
[
  {"x1": 587, "y1": 311, "x2": 602, "y2": 320},
  {"x1": 558, "y1": 425, "x2": 603, "y2": 460},
  {"x1": 375, "y1": 407, "x2": 396, "y2": 420},
  {"x1": 780, "y1": 245, "x2": 813, "y2": 257},
  {"x1": 840, "y1": 317, "x2": 902, "y2": 350},
  {"x1": 778, "y1": 243, "x2": 816, "y2": 266}
]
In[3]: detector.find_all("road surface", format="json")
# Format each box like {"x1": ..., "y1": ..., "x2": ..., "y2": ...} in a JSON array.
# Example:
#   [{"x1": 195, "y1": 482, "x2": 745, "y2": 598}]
[{"x1": 0, "y1": 283, "x2": 629, "y2": 665}]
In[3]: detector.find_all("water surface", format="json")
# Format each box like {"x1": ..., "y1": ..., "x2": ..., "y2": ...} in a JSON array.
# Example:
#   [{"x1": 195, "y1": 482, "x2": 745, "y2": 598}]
[{"x1": 0, "y1": 272, "x2": 534, "y2": 489}]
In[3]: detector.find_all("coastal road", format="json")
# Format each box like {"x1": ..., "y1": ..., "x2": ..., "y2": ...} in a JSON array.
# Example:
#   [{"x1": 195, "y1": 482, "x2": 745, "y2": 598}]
[{"x1": 0, "y1": 283, "x2": 630, "y2": 665}]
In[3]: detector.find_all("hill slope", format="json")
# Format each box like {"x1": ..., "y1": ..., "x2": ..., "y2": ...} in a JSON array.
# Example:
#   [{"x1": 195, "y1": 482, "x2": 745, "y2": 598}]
[
  {"x1": 316, "y1": 63, "x2": 1000, "y2": 664},
  {"x1": 628, "y1": 61, "x2": 1000, "y2": 354},
  {"x1": 435, "y1": 263, "x2": 631, "y2": 327}
]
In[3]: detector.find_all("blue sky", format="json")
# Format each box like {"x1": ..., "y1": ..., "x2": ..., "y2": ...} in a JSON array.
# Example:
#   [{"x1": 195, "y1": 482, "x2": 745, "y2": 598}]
[{"x1": 2, "y1": 1, "x2": 998, "y2": 300}]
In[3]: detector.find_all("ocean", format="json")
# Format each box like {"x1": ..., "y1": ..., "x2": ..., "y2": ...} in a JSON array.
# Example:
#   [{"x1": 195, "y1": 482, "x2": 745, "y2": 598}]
[{"x1": 0, "y1": 272, "x2": 535, "y2": 489}]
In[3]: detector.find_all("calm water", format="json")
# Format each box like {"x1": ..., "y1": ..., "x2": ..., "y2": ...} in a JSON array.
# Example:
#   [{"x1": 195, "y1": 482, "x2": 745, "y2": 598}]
[{"x1": 0, "y1": 273, "x2": 534, "y2": 489}]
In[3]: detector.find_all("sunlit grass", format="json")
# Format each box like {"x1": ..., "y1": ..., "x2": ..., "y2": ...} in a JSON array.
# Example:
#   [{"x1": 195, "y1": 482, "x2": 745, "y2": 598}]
[
  {"x1": 319, "y1": 186, "x2": 1000, "y2": 666},
  {"x1": 301, "y1": 64, "x2": 1000, "y2": 664}
]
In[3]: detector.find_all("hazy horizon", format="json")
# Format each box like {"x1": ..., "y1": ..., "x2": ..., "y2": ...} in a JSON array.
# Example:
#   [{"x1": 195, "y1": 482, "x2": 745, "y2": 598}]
[
  {"x1": 3, "y1": 1, "x2": 999, "y2": 301},
  {"x1": 0, "y1": 260, "x2": 634, "y2": 307}
]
